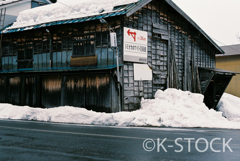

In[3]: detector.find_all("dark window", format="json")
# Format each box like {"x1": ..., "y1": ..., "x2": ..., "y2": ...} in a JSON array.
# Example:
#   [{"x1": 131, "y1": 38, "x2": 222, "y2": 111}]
[
  {"x1": 31, "y1": 1, "x2": 47, "y2": 8},
  {"x1": 73, "y1": 39, "x2": 95, "y2": 56},
  {"x1": 17, "y1": 38, "x2": 33, "y2": 69},
  {"x1": 2, "y1": 39, "x2": 17, "y2": 57},
  {"x1": 31, "y1": 1, "x2": 39, "y2": 8},
  {"x1": 53, "y1": 33, "x2": 62, "y2": 52}
]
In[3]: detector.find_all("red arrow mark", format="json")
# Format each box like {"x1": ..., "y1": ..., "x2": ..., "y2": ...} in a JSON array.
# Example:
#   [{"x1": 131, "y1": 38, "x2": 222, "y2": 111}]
[{"x1": 127, "y1": 29, "x2": 136, "y2": 41}]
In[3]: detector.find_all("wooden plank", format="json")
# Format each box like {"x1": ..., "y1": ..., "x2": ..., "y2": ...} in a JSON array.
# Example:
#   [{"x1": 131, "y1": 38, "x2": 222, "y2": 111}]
[
  {"x1": 153, "y1": 23, "x2": 168, "y2": 30},
  {"x1": 195, "y1": 66, "x2": 202, "y2": 94},
  {"x1": 202, "y1": 71, "x2": 214, "y2": 94},
  {"x1": 161, "y1": 35, "x2": 169, "y2": 40},
  {"x1": 70, "y1": 55, "x2": 97, "y2": 67},
  {"x1": 183, "y1": 38, "x2": 188, "y2": 91},
  {"x1": 187, "y1": 60, "x2": 192, "y2": 91},
  {"x1": 191, "y1": 42, "x2": 196, "y2": 92},
  {"x1": 170, "y1": 39, "x2": 180, "y2": 89},
  {"x1": 153, "y1": 28, "x2": 168, "y2": 35},
  {"x1": 167, "y1": 25, "x2": 171, "y2": 88}
]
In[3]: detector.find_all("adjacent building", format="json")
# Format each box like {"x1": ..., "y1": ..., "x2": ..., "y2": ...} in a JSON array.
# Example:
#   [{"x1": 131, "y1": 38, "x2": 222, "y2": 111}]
[
  {"x1": 0, "y1": 0, "x2": 52, "y2": 28},
  {"x1": 0, "y1": 0, "x2": 236, "y2": 112},
  {"x1": 216, "y1": 44, "x2": 240, "y2": 97}
]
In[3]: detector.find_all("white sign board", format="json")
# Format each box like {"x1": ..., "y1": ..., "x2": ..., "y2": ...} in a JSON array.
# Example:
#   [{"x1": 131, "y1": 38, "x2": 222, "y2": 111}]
[
  {"x1": 123, "y1": 27, "x2": 148, "y2": 63},
  {"x1": 134, "y1": 63, "x2": 152, "y2": 81}
]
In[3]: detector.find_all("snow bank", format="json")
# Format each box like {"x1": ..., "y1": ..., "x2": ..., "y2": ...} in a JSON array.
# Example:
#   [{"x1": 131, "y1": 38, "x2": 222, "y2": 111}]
[
  {"x1": 217, "y1": 93, "x2": 240, "y2": 122},
  {"x1": 0, "y1": 88, "x2": 240, "y2": 129},
  {"x1": 8, "y1": 0, "x2": 139, "y2": 29}
]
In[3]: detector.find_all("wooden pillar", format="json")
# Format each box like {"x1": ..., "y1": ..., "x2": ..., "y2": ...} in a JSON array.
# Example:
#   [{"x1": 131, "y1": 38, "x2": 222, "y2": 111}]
[
  {"x1": 191, "y1": 42, "x2": 196, "y2": 92},
  {"x1": 183, "y1": 37, "x2": 189, "y2": 91}
]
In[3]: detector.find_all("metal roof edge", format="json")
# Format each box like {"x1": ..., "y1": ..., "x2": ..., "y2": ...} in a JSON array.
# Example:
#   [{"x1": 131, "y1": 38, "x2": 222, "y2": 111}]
[
  {"x1": 198, "y1": 67, "x2": 239, "y2": 75},
  {"x1": 1, "y1": 9, "x2": 128, "y2": 34},
  {"x1": 126, "y1": 0, "x2": 152, "y2": 17},
  {"x1": 216, "y1": 54, "x2": 240, "y2": 57},
  {"x1": 165, "y1": 0, "x2": 224, "y2": 54},
  {"x1": 0, "y1": 64, "x2": 122, "y2": 74}
]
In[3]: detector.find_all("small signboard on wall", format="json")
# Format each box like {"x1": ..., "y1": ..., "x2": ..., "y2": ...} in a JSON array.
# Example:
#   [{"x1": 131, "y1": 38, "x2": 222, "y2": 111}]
[
  {"x1": 134, "y1": 63, "x2": 152, "y2": 80},
  {"x1": 123, "y1": 27, "x2": 148, "y2": 63}
]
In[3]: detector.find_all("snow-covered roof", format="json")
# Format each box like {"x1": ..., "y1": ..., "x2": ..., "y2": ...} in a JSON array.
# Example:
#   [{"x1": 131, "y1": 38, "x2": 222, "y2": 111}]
[
  {"x1": 1, "y1": 0, "x2": 224, "y2": 54},
  {"x1": 7, "y1": 0, "x2": 139, "y2": 29}
]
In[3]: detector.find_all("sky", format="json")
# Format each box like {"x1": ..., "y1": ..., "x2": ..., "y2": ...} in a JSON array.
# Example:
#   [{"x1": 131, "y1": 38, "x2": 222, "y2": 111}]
[{"x1": 172, "y1": 0, "x2": 240, "y2": 47}]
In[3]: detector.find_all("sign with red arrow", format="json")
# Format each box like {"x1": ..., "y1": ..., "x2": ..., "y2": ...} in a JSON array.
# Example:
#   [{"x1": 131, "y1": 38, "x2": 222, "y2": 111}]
[{"x1": 123, "y1": 27, "x2": 148, "y2": 63}]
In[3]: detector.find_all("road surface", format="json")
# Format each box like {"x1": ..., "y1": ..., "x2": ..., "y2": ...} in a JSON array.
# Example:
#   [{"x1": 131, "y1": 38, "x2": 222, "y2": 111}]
[{"x1": 0, "y1": 119, "x2": 239, "y2": 161}]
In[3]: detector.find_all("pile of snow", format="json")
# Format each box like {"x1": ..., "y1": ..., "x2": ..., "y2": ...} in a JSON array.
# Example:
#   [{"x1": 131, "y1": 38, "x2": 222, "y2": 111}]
[
  {"x1": 0, "y1": 88, "x2": 240, "y2": 129},
  {"x1": 217, "y1": 93, "x2": 240, "y2": 122},
  {"x1": 8, "y1": 0, "x2": 139, "y2": 29}
]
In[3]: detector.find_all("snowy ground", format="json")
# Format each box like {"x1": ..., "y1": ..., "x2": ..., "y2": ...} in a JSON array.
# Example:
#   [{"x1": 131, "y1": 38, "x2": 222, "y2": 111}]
[
  {"x1": 0, "y1": 88, "x2": 239, "y2": 129},
  {"x1": 216, "y1": 93, "x2": 240, "y2": 122}
]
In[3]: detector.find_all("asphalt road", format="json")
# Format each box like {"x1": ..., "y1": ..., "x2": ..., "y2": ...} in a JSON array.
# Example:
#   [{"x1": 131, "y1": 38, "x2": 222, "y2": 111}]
[{"x1": 0, "y1": 119, "x2": 239, "y2": 161}]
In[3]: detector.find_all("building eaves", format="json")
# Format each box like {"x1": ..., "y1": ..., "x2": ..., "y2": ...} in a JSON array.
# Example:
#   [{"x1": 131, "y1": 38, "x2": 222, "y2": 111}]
[
  {"x1": 199, "y1": 67, "x2": 239, "y2": 75},
  {"x1": 1, "y1": 3, "x2": 136, "y2": 34},
  {"x1": 216, "y1": 54, "x2": 240, "y2": 57}
]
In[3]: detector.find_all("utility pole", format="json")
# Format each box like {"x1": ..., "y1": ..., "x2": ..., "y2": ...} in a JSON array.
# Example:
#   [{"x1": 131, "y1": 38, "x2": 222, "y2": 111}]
[{"x1": 100, "y1": 18, "x2": 121, "y2": 112}]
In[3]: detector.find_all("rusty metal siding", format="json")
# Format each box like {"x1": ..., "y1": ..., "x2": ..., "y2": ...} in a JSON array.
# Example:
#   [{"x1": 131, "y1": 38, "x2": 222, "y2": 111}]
[
  {"x1": 23, "y1": 76, "x2": 39, "y2": 107},
  {"x1": 85, "y1": 74, "x2": 112, "y2": 112},
  {"x1": 8, "y1": 77, "x2": 21, "y2": 105},
  {"x1": 41, "y1": 75, "x2": 62, "y2": 108},
  {"x1": 0, "y1": 77, "x2": 5, "y2": 102},
  {"x1": 62, "y1": 75, "x2": 85, "y2": 107},
  {"x1": 0, "y1": 72, "x2": 117, "y2": 112}
]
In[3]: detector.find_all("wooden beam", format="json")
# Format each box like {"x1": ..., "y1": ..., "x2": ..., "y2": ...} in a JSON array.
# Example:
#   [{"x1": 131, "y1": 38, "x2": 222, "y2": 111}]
[
  {"x1": 167, "y1": 25, "x2": 171, "y2": 88},
  {"x1": 183, "y1": 37, "x2": 188, "y2": 91},
  {"x1": 195, "y1": 66, "x2": 202, "y2": 94},
  {"x1": 202, "y1": 71, "x2": 214, "y2": 94},
  {"x1": 171, "y1": 39, "x2": 180, "y2": 89},
  {"x1": 191, "y1": 42, "x2": 196, "y2": 92}
]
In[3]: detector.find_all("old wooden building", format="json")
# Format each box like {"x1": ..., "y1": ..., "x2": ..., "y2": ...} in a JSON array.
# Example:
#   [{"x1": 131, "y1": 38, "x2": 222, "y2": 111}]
[{"x1": 0, "y1": 0, "x2": 236, "y2": 112}]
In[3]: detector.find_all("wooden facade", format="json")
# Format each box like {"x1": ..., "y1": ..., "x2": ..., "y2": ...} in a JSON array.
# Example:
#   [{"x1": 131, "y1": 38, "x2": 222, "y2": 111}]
[
  {"x1": 0, "y1": 0, "x2": 233, "y2": 112},
  {"x1": 122, "y1": 0, "x2": 218, "y2": 110}
]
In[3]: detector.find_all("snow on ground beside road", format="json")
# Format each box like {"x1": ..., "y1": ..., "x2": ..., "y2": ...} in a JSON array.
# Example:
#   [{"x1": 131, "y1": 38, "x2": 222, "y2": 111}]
[
  {"x1": 217, "y1": 93, "x2": 240, "y2": 122},
  {"x1": 0, "y1": 88, "x2": 239, "y2": 129},
  {"x1": 7, "y1": 0, "x2": 139, "y2": 29}
]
